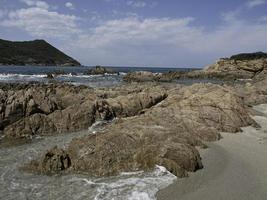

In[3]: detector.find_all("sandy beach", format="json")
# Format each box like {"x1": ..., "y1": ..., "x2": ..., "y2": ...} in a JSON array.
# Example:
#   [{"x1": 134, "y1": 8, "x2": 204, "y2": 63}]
[{"x1": 157, "y1": 104, "x2": 267, "y2": 200}]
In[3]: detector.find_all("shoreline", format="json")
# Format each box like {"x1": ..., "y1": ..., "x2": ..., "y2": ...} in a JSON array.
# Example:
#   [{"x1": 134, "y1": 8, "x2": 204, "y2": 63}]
[{"x1": 157, "y1": 106, "x2": 267, "y2": 200}]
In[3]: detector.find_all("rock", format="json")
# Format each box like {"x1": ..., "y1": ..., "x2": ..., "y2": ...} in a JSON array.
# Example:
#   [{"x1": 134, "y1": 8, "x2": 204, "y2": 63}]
[
  {"x1": 23, "y1": 146, "x2": 71, "y2": 174},
  {"x1": 123, "y1": 71, "x2": 160, "y2": 82},
  {"x1": 95, "y1": 86, "x2": 168, "y2": 120},
  {"x1": 48, "y1": 99, "x2": 96, "y2": 133},
  {"x1": 4, "y1": 113, "x2": 57, "y2": 138},
  {"x1": 45, "y1": 73, "x2": 54, "y2": 79},
  {"x1": 234, "y1": 77, "x2": 267, "y2": 106},
  {"x1": 203, "y1": 58, "x2": 267, "y2": 79},
  {"x1": 25, "y1": 83, "x2": 256, "y2": 177},
  {"x1": 1, "y1": 83, "x2": 96, "y2": 138},
  {"x1": 123, "y1": 52, "x2": 267, "y2": 82},
  {"x1": 84, "y1": 66, "x2": 117, "y2": 75}
]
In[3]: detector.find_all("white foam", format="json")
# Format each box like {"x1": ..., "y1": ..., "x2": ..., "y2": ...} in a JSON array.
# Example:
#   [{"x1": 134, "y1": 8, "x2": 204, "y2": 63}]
[
  {"x1": 0, "y1": 73, "x2": 47, "y2": 81},
  {"x1": 253, "y1": 104, "x2": 267, "y2": 116},
  {"x1": 120, "y1": 171, "x2": 144, "y2": 176},
  {"x1": 93, "y1": 165, "x2": 176, "y2": 200}
]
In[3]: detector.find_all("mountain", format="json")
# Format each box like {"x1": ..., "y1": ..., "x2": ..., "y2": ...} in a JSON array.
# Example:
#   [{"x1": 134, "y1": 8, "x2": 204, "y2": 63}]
[{"x1": 0, "y1": 39, "x2": 80, "y2": 66}]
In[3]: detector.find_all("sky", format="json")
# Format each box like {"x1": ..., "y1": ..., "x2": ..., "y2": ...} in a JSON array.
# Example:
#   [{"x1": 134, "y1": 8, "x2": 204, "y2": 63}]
[{"x1": 0, "y1": 0, "x2": 267, "y2": 67}]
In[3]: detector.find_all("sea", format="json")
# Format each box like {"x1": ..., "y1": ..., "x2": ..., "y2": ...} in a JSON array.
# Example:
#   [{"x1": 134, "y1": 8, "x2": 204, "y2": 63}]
[{"x1": 0, "y1": 65, "x2": 202, "y2": 87}]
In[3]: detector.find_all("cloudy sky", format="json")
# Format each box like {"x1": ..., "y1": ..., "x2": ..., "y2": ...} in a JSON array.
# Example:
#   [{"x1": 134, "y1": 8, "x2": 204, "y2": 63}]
[{"x1": 0, "y1": 0, "x2": 267, "y2": 67}]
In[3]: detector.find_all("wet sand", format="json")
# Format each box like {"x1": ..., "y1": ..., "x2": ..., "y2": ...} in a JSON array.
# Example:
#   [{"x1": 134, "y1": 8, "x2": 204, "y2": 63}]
[{"x1": 157, "y1": 105, "x2": 267, "y2": 200}]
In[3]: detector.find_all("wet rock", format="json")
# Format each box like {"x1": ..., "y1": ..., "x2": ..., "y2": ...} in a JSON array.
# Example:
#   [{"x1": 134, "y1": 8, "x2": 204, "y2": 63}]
[
  {"x1": 84, "y1": 66, "x2": 117, "y2": 75},
  {"x1": 23, "y1": 146, "x2": 71, "y2": 174},
  {"x1": 45, "y1": 73, "x2": 54, "y2": 79}
]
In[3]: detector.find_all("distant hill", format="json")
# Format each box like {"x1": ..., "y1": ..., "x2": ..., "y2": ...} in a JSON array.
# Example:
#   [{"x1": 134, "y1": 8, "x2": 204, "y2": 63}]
[
  {"x1": 230, "y1": 52, "x2": 267, "y2": 61},
  {"x1": 0, "y1": 39, "x2": 80, "y2": 66}
]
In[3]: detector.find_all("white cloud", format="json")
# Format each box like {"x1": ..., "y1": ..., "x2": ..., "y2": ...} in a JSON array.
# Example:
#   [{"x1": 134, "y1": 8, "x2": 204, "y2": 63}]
[
  {"x1": 246, "y1": 0, "x2": 266, "y2": 8},
  {"x1": 20, "y1": 0, "x2": 49, "y2": 10},
  {"x1": 1, "y1": 7, "x2": 80, "y2": 39},
  {"x1": 66, "y1": 15, "x2": 267, "y2": 67},
  {"x1": 126, "y1": 1, "x2": 146, "y2": 8},
  {"x1": 77, "y1": 17, "x2": 197, "y2": 49},
  {"x1": 65, "y1": 2, "x2": 75, "y2": 10}
]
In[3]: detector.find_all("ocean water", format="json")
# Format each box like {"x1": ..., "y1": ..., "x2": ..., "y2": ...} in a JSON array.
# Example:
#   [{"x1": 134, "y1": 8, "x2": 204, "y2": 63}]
[
  {"x1": 0, "y1": 121, "x2": 176, "y2": 200},
  {"x1": 0, "y1": 65, "x2": 200, "y2": 87}
]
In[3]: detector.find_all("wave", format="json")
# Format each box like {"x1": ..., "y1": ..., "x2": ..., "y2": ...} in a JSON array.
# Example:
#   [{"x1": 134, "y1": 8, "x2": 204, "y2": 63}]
[
  {"x1": 68, "y1": 165, "x2": 176, "y2": 200},
  {"x1": 0, "y1": 73, "x2": 124, "y2": 88},
  {"x1": 95, "y1": 165, "x2": 176, "y2": 200},
  {"x1": 0, "y1": 73, "x2": 124, "y2": 79}
]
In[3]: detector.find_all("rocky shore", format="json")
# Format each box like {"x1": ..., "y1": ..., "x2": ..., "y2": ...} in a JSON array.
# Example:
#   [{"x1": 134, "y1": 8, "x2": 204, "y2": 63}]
[
  {"x1": 1, "y1": 53, "x2": 267, "y2": 199},
  {"x1": 123, "y1": 52, "x2": 267, "y2": 82},
  {"x1": 1, "y1": 79, "x2": 265, "y2": 177}
]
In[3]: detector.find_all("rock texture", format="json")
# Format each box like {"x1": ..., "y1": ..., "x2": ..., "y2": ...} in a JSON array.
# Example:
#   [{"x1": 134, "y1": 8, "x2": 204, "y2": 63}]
[
  {"x1": 24, "y1": 83, "x2": 256, "y2": 177},
  {"x1": 0, "y1": 83, "x2": 96, "y2": 138},
  {"x1": 203, "y1": 58, "x2": 267, "y2": 80},
  {"x1": 234, "y1": 78, "x2": 267, "y2": 106},
  {"x1": 0, "y1": 83, "x2": 169, "y2": 139}
]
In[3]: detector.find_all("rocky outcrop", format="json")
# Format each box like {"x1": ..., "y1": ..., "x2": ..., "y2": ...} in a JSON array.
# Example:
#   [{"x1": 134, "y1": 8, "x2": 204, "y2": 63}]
[
  {"x1": 123, "y1": 71, "x2": 161, "y2": 82},
  {"x1": 24, "y1": 83, "x2": 256, "y2": 177},
  {"x1": 95, "y1": 86, "x2": 167, "y2": 120},
  {"x1": 84, "y1": 66, "x2": 118, "y2": 75},
  {"x1": 123, "y1": 52, "x2": 267, "y2": 82},
  {"x1": 203, "y1": 58, "x2": 267, "y2": 80},
  {"x1": 234, "y1": 78, "x2": 267, "y2": 106},
  {"x1": 0, "y1": 83, "x2": 96, "y2": 138},
  {"x1": 0, "y1": 83, "x2": 170, "y2": 139}
]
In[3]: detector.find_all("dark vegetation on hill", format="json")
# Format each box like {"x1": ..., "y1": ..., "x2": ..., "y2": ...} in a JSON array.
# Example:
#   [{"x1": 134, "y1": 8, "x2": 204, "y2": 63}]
[
  {"x1": 230, "y1": 52, "x2": 267, "y2": 60},
  {"x1": 0, "y1": 39, "x2": 80, "y2": 66}
]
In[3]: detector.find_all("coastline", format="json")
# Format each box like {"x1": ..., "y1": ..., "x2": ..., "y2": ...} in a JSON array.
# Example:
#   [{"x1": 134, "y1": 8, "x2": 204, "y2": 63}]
[{"x1": 157, "y1": 105, "x2": 267, "y2": 200}]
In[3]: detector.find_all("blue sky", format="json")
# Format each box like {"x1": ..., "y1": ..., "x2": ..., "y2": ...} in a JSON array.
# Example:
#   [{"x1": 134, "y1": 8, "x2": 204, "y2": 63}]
[{"x1": 0, "y1": 0, "x2": 267, "y2": 67}]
